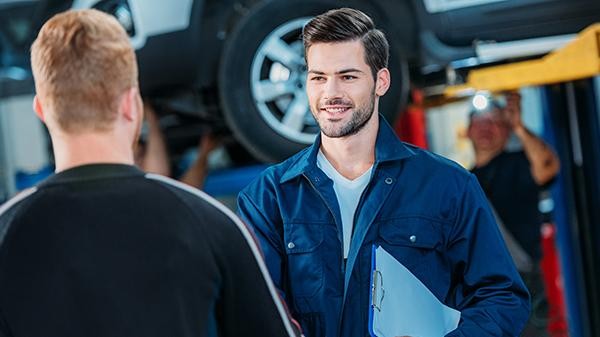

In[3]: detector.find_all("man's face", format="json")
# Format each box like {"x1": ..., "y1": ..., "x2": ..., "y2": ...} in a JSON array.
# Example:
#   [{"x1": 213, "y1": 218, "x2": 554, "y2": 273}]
[
  {"x1": 468, "y1": 109, "x2": 510, "y2": 152},
  {"x1": 305, "y1": 40, "x2": 379, "y2": 138}
]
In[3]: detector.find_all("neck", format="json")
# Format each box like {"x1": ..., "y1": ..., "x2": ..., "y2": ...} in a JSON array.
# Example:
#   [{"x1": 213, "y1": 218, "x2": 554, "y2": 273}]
[
  {"x1": 320, "y1": 113, "x2": 378, "y2": 180},
  {"x1": 474, "y1": 147, "x2": 503, "y2": 167},
  {"x1": 51, "y1": 131, "x2": 134, "y2": 172}
]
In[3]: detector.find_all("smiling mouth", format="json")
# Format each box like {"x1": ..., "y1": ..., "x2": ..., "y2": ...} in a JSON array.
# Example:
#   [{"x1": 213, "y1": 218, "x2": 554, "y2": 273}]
[{"x1": 320, "y1": 106, "x2": 352, "y2": 114}]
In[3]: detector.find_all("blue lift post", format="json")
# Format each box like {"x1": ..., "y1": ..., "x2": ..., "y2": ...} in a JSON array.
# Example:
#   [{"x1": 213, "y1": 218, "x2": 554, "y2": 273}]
[{"x1": 541, "y1": 80, "x2": 600, "y2": 337}]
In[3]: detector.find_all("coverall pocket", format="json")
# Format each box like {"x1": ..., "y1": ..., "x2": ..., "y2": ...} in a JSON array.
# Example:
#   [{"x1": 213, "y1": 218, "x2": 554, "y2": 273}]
[
  {"x1": 284, "y1": 222, "x2": 324, "y2": 298},
  {"x1": 378, "y1": 217, "x2": 445, "y2": 271}
]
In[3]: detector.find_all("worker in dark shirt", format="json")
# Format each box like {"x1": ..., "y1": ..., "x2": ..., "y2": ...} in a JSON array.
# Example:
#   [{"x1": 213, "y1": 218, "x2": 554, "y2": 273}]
[
  {"x1": 0, "y1": 9, "x2": 301, "y2": 337},
  {"x1": 468, "y1": 91, "x2": 560, "y2": 337}
]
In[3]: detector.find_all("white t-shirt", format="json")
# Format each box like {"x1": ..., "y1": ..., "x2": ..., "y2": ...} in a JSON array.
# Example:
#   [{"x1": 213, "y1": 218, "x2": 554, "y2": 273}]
[{"x1": 316, "y1": 150, "x2": 373, "y2": 259}]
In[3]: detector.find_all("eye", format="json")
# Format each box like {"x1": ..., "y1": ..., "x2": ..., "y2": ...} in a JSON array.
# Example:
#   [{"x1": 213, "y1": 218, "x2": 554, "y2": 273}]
[
  {"x1": 342, "y1": 75, "x2": 357, "y2": 80},
  {"x1": 310, "y1": 76, "x2": 325, "y2": 81}
]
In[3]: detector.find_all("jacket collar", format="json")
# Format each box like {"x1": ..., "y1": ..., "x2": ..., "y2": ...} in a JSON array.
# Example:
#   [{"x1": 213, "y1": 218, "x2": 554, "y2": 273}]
[
  {"x1": 280, "y1": 115, "x2": 415, "y2": 183},
  {"x1": 39, "y1": 163, "x2": 144, "y2": 187}
]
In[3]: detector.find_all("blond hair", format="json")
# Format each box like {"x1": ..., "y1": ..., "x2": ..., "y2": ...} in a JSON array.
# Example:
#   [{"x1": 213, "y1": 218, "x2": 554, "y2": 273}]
[{"x1": 31, "y1": 9, "x2": 138, "y2": 133}]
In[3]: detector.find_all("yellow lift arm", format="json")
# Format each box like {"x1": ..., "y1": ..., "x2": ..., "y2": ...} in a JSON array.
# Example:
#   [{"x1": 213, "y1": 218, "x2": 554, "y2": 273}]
[{"x1": 445, "y1": 23, "x2": 600, "y2": 97}]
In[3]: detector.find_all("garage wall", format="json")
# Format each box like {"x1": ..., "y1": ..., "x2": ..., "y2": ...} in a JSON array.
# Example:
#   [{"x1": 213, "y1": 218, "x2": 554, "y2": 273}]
[{"x1": 0, "y1": 94, "x2": 50, "y2": 200}]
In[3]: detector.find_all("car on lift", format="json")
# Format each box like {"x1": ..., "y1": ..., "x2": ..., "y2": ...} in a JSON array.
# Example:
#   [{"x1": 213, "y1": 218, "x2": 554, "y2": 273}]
[{"x1": 1, "y1": 0, "x2": 600, "y2": 162}]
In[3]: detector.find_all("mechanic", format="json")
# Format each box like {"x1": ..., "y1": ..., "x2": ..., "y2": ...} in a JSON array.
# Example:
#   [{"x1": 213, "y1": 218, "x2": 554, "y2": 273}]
[{"x1": 238, "y1": 7, "x2": 529, "y2": 337}]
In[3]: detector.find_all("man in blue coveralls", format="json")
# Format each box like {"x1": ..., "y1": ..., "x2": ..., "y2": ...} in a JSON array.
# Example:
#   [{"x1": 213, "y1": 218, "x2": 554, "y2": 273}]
[{"x1": 238, "y1": 7, "x2": 530, "y2": 337}]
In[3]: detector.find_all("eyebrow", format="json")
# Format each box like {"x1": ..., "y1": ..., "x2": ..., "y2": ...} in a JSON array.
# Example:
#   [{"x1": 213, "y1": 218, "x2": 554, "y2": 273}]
[{"x1": 307, "y1": 68, "x2": 365, "y2": 75}]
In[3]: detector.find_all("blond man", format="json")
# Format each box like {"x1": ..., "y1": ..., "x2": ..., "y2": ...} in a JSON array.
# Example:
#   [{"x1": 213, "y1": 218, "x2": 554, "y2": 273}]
[{"x1": 0, "y1": 9, "x2": 301, "y2": 337}]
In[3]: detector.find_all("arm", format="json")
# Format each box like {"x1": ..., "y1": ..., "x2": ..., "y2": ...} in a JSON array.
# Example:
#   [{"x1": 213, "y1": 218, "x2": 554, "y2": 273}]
[
  {"x1": 214, "y1": 200, "x2": 301, "y2": 337},
  {"x1": 237, "y1": 189, "x2": 288, "y2": 300},
  {"x1": 179, "y1": 134, "x2": 220, "y2": 189},
  {"x1": 503, "y1": 92, "x2": 560, "y2": 185},
  {"x1": 445, "y1": 175, "x2": 530, "y2": 337}
]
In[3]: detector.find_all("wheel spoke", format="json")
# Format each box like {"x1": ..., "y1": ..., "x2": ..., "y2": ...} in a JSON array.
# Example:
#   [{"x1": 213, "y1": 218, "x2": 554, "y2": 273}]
[
  {"x1": 282, "y1": 93, "x2": 309, "y2": 131},
  {"x1": 253, "y1": 80, "x2": 296, "y2": 103},
  {"x1": 263, "y1": 36, "x2": 303, "y2": 68}
]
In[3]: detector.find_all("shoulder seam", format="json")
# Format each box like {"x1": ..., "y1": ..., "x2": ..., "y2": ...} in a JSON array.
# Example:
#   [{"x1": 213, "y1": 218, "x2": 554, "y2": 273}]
[
  {"x1": 0, "y1": 187, "x2": 38, "y2": 217},
  {"x1": 0, "y1": 187, "x2": 38, "y2": 246}
]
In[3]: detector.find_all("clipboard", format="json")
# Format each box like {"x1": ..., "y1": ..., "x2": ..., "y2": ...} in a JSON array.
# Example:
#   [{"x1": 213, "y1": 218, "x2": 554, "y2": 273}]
[{"x1": 368, "y1": 245, "x2": 461, "y2": 337}]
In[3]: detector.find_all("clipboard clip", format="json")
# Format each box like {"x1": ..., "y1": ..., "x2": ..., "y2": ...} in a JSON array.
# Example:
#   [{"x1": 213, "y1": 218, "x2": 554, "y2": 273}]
[{"x1": 371, "y1": 269, "x2": 385, "y2": 312}]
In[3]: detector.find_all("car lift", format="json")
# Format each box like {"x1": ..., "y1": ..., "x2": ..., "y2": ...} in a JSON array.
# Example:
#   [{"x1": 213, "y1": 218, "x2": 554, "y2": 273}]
[{"x1": 446, "y1": 23, "x2": 600, "y2": 337}]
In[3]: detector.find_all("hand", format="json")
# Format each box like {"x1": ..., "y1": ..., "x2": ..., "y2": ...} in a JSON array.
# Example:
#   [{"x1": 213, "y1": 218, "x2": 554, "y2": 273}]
[
  {"x1": 199, "y1": 133, "x2": 221, "y2": 155},
  {"x1": 501, "y1": 91, "x2": 523, "y2": 131}
]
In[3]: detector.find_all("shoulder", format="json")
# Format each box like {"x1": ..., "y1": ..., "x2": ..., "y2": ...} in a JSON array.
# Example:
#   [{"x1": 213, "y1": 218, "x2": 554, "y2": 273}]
[
  {"x1": 505, "y1": 150, "x2": 529, "y2": 163},
  {"x1": 0, "y1": 187, "x2": 39, "y2": 246},
  {"x1": 240, "y1": 146, "x2": 311, "y2": 196},
  {"x1": 144, "y1": 173, "x2": 258, "y2": 240},
  {"x1": 489, "y1": 151, "x2": 531, "y2": 173},
  {"x1": 491, "y1": 150, "x2": 526, "y2": 164},
  {"x1": 394, "y1": 143, "x2": 481, "y2": 209},
  {"x1": 401, "y1": 142, "x2": 472, "y2": 180},
  {"x1": 0, "y1": 188, "x2": 39, "y2": 216},
  {"x1": 144, "y1": 173, "x2": 235, "y2": 218}
]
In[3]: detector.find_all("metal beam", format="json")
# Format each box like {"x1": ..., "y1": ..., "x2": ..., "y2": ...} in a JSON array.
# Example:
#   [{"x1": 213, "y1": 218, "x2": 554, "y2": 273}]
[{"x1": 445, "y1": 23, "x2": 600, "y2": 97}]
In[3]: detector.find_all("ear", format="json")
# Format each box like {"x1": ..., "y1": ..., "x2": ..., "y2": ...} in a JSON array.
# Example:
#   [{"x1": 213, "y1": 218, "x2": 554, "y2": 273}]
[
  {"x1": 120, "y1": 87, "x2": 142, "y2": 122},
  {"x1": 33, "y1": 95, "x2": 45, "y2": 123},
  {"x1": 375, "y1": 68, "x2": 391, "y2": 97}
]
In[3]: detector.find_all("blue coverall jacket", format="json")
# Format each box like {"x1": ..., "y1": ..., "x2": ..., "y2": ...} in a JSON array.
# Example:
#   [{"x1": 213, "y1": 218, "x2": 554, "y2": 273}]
[{"x1": 238, "y1": 117, "x2": 530, "y2": 337}]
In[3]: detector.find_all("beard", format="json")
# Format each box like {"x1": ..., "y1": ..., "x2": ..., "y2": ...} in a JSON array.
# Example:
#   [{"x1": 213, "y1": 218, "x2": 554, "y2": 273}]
[{"x1": 313, "y1": 90, "x2": 376, "y2": 138}]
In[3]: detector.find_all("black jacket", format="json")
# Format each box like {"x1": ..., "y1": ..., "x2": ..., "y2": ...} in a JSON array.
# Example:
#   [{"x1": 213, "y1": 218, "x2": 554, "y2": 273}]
[{"x1": 0, "y1": 164, "x2": 300, "y2": 337}]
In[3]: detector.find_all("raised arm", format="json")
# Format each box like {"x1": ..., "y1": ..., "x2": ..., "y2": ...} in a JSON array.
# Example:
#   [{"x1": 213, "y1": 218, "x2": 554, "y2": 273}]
[{"x1": 503, "y1": 92, "x2": 560, "y2": 185}]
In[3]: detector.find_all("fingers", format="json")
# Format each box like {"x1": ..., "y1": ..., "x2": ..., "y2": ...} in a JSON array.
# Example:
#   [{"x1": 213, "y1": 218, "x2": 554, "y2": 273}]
[
  {"x1": 200, "y1": 133, "x2": 221, "y2": 153},
  {"x1": 504, "y1": 91, "x2": 521, "y2": 109}
]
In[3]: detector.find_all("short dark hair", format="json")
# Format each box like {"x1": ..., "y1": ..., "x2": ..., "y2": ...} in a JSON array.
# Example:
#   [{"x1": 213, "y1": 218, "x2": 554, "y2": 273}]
[{"x1": 302, "y1": 8, "x2": 389, "y2": 79}]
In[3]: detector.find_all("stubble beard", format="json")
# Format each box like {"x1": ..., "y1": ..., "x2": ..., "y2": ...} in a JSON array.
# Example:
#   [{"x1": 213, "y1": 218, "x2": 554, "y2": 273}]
[{"x1": 314, "y1": 91, "x2": 376, "y2": 138}]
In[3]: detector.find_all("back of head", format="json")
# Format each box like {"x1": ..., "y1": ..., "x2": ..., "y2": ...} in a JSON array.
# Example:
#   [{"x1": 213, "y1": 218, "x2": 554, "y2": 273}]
[
  {"x1": 302, "y1": 7, "x2": 389, "y2": 79},
  {"x1": 31, "y1": 9, "x2": 138, "y2": 134}
]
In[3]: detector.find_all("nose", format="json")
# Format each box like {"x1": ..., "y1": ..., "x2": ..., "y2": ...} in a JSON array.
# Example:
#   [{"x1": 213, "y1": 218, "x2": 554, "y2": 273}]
[{"x1": 323, "y1": 78, "x2": 342, "y2": 100}]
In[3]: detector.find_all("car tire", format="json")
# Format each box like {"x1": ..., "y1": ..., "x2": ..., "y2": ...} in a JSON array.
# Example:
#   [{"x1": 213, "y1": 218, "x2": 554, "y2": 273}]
[{"x1": 219, "y1": 0, "x2": 409, "y2": 162}]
